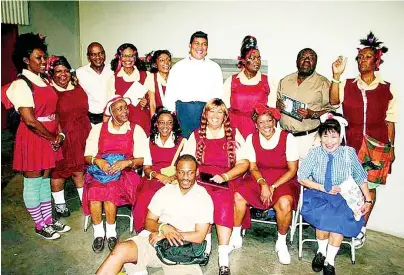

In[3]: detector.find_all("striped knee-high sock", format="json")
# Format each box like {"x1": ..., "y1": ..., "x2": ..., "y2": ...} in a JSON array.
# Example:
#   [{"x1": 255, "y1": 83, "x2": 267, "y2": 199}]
[
  {"x1": 39, "y1": 177, "x2": 53, "y2": 225},
  {"x1": 23, "y1": 177, "x2": 45, "y2": 230}
]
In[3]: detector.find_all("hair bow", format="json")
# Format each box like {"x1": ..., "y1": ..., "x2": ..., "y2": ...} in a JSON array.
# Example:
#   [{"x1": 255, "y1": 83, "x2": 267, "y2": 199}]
[
  {"x1": 320, "y1": 112, "x2": 348, "y2": 142},
  {"x1": 253, "y1": 103, "x2": 281, "y2": 121}
]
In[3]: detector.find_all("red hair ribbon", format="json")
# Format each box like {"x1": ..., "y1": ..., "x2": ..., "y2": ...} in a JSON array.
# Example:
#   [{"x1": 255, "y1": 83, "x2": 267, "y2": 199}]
[
  {"x1": 253, "y1": 103, "x2": 281, "y2": 120},
  {"x1": 375, "y1": 48, "x2": 383, "y2": 71}
]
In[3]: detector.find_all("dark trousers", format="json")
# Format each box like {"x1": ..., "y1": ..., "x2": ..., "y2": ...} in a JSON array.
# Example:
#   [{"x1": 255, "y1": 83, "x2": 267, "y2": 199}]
[
  {"x1": 88, "y1": 112, "x2": 103, "y2": 125},
  {"x1": 175, "y1": 101, "x2": 205, "y2": 138}
]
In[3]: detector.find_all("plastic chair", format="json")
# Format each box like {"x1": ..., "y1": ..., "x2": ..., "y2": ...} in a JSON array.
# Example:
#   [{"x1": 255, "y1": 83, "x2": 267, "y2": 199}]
[
  {"x1": 83, "y1": 205, "x2": 134, "y2": 234},
  {"x1": 296, "y1": 185, "x2": 356, "y2": 264},
  {"x1": 242, "y1": 207, "x2": 297, "y2": 244}
]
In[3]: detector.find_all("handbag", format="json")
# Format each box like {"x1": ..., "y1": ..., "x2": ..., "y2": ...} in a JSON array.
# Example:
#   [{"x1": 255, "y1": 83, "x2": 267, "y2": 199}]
[
  {"x1": 1, "y1": 74, "x2": 33, "y2": 135},
  {"x1": 160, "y1": 138, "x2": 186, "y2": 178},
  {"x1": 155, "y1": 239, "x2": 209, "y2": 266},
  {"x1": 87, "y1": 154, "x2": 126, "y2": 184},
  {"x1": 339, "y1": 147, "x2": 364, "y2": 221}
]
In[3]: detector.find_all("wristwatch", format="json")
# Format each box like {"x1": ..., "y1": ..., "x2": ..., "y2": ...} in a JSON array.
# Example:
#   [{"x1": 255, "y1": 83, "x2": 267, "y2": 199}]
[{"x1": 311, "y1": 112, "x2": 320, "y2": 119}]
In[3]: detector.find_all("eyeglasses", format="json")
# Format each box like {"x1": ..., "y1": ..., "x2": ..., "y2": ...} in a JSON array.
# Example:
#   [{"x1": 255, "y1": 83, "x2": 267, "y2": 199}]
[{"x1": 121, "y1": 54, "x2": 135, "y2": 59}]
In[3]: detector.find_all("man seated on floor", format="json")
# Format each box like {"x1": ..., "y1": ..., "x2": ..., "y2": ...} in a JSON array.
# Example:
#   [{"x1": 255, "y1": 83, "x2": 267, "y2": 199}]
[{"x1": 96, "y1": 154, "x2": 214, "y2": 275}]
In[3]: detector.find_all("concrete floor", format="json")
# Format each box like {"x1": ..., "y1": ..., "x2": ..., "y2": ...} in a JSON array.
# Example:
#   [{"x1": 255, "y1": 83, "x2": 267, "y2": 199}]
[{"x1": 2, "y1": 130, "x2": 404, "y2": 275}]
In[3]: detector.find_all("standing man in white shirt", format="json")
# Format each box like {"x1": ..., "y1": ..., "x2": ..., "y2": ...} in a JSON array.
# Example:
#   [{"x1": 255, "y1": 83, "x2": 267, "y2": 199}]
[
  {"x1": 76, "y1": 42, "x2": 114, "y2": 125},
  {"x1": 164, "y1": 31, "x2": 223, "y2": 138}
]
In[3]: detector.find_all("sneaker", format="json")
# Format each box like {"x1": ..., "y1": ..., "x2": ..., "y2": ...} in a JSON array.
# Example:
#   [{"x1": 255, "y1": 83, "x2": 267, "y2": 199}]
[
  {"x1": 55, "y1": 203, "x2": 70, "y2": 218},
  {"x1": 51, "y1": 220, "x2": 71, "y2": 233},
  {"x1": 354, "y1": 231, "x2": 366, "y2": 249},
  {"x1": 323, "y1": 262, "x2": 336, "y2": 275},
  {"x1": 219, "y1": 266, "x2": 231, "y2": 275},
  {"x1": 228, "y1": 236, "x2": 242, "y2": 253},
  {"x1": 275, "y1": 241, "x2": 291, "y2": 265},
  {"x1": 35, "y1": 225, "x2": 60, "y2": 240},
  {"x1": 312, "y1": 252, "x2": 326, "y2": 272}
]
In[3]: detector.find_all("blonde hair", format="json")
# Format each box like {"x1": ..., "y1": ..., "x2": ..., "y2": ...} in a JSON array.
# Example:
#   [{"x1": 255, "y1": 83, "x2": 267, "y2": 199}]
[{"x1": 196, "y1": 98, "x2": 236, "y2": 167}]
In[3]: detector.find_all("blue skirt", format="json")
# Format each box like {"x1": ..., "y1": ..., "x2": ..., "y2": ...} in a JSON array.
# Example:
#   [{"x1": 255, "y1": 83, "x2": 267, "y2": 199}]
[
  {"x1": 175, "y1": 100, "x2": 205, "y2": 138},
  {"x1": 301, "y1": 189, "x2": 364, "y2": 237}
]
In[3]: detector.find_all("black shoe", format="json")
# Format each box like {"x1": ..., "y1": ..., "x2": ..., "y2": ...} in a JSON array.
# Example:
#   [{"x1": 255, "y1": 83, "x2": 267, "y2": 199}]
[
  {"x1": 55, "y1": 203, "x2": 71, "y2": 218},
  {"x1": 92, "y1": 237, "x2": 105, "y2": 253},
  {"x1": 323, "y1": 263, "x2": 336, "y2": 275},
  {"x1": 107, "y1": 237, "x2": 118, "y2": 251},
  {"x1": 219, "y1": 266, "x2": 231, "y2": 275},
  {"x1": 312, "y1": 252, "x2": 326, "y2": 272}
]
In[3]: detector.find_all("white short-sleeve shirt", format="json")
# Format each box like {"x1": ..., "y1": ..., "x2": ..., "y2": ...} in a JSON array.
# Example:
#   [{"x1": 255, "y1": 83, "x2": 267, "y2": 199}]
[
  {"x1": 245, "y1": 127, "x2": 299, "y2": 162},
  {"x1": 148, "y1": 183, "x2": 214, "y2": 232}
]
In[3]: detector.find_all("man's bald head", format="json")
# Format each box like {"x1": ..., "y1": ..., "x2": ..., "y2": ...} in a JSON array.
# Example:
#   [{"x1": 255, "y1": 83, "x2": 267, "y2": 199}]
[{"x1": 87, "y1": 42, "x2": 105, "y2": 70}]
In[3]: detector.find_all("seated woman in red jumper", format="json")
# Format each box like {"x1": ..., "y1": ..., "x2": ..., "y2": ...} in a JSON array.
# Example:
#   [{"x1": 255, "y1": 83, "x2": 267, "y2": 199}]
[
  {"x1": 107, "y1": 43, "x2": 155, "y2": 135},
  {"x1": 232, "y1": 103, "x2": 299, "y2": 265},
  {"x1": 223, "y1": 35, "x2": 276, "y2": 139},
  {"x1": 144, "y1": 50, "x2": 172, "y2": 108},
  {"x1": 133, "y1": 106, "x2": 186, "y2": 233},
  {"x1": 182, "y1": 98, "x2": 249, "y2": 275},
  {"x1": 46, "y1": 56, "x2": 91, "y2": 218},
  {"x1": 83, "y1": 95, "x2": 148, "y2": 253}
]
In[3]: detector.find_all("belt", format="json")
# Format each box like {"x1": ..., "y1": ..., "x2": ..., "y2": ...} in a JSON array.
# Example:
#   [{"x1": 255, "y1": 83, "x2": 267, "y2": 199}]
[{"x1": 292, "y1": 126, "x2": 319, "y2": 137}]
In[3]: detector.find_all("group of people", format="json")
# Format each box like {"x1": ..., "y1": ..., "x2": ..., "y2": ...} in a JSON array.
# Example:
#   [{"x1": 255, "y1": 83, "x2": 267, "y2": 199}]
[{"x1": 2, "y1": 29, "x2": 396, "y2": 275}]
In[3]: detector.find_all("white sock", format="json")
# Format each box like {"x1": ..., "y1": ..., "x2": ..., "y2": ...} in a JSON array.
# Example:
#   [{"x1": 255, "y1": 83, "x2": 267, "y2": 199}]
[
  {"x1": 317, "y1": 238, "x2": 328, "y2": 255},
  {"x1": 361, "y1": 226, "x2": 367, "y2": 234},
  {"x1": 325, "y1": 244, "x2": 339, "y2": 266},
  {"x1": 106, "y1": 222, "x2": 117, "y2": 238},
  {"x1": 76, "y1": 187, "x2": 83, "y2": 202},
  {"x1": 232, "y1": 226, "x2": 241, "y2": 238},
  {"x1": 276, "y1": 232, "x2": 287, "y2": 247},
  {"x1": 204, "y1": 233, "x2": 212, "y2": 255},
  {"x1": 93, "y1": 222, "x2": 105, "y2": 238},
  {"x1": 218, "y1": 245, "x2": 229, "y2": 267},
  {"x1": 51, "y1": 190, "x2": 65, "y2": 205}
]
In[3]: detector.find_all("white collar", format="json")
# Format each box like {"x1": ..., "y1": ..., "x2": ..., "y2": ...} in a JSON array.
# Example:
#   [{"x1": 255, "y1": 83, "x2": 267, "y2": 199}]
[
  {"x1": 52, "y1": 80, "x2": 75, "y2": 91},
  {"x1": 22, "y1": 69, "x2": 47, "y2": 87}
]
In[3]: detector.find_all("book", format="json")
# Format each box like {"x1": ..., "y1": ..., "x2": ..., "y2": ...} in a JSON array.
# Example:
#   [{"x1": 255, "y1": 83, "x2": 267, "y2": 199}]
[{"x1": 280, "y1": 94, "x2": 306, "y2": 122}]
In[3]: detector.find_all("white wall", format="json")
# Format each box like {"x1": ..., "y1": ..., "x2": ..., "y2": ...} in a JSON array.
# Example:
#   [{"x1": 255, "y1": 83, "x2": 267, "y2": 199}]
[
  {"x1": 79, "y1": 1, "x2": 404, "y2": 237},
  {"x1": 19, "y1": 1, "x2": 81, "y2": 68}
]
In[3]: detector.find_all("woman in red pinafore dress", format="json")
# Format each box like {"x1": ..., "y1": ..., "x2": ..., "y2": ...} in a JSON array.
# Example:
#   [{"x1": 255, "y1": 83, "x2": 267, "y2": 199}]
[
  {"x1": 182, "y1": 98, "x2": 249, "y2": 273},
  {"x1": 233, "y1": 103, "x2": 299, "y2": 264},
  {"x1": 3, "y1": 33, "x2": 65, "y2": 240},
  {"x1": 223, "y1": 35, "x2": 274, "y2": 139},
  {"x1": 109, "y1": 43, "x2": 156, "y2": 135},
  {"x1": 330, "y1": 32, "x2": 397, "y2": 248},
  {"x1": 83, "y1": 95, "x2": 148, "y2": 253},
  {"x1": 133, "y1": 107, "x2": 184, "y2": 232},
  {"x1": 144, "y1": 50, "x2": 172, "y2": 109},
  {"x1": 45, "y1": 56, "x2": 91, "y2": 218}
]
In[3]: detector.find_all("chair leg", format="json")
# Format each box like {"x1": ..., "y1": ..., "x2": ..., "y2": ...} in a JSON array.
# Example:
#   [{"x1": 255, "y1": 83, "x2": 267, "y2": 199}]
[
  {"x1": 298, "y1": 213, "x2": 303, "y2": 260},
  {"x1": 351, "y1": 237, "x2": 356, "y2": 264},
  {"x1": 129, "y1": 207, "x2": 134, "y2": 234},
  {"x1": 84, "y1": 215, "x2": 90, "y2": 232},
  {"x1": 290, "y1": 210, "x2": 296, "y2": 244}
]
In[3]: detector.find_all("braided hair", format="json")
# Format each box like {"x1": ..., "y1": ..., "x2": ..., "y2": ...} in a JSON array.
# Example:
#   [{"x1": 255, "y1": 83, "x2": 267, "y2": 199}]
[
  {"x1": 237, "y1": 35, "x2": 258, "y2": 69},
  {"x1": 12, "y1": 33, "x2": 48, "y2": 73},
  {"x1": 150, "y1": 106, "x2": 182, "y2": 145},
  {"x1": 196, "y1": 98, "x2": 237, "y2": 167}
]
